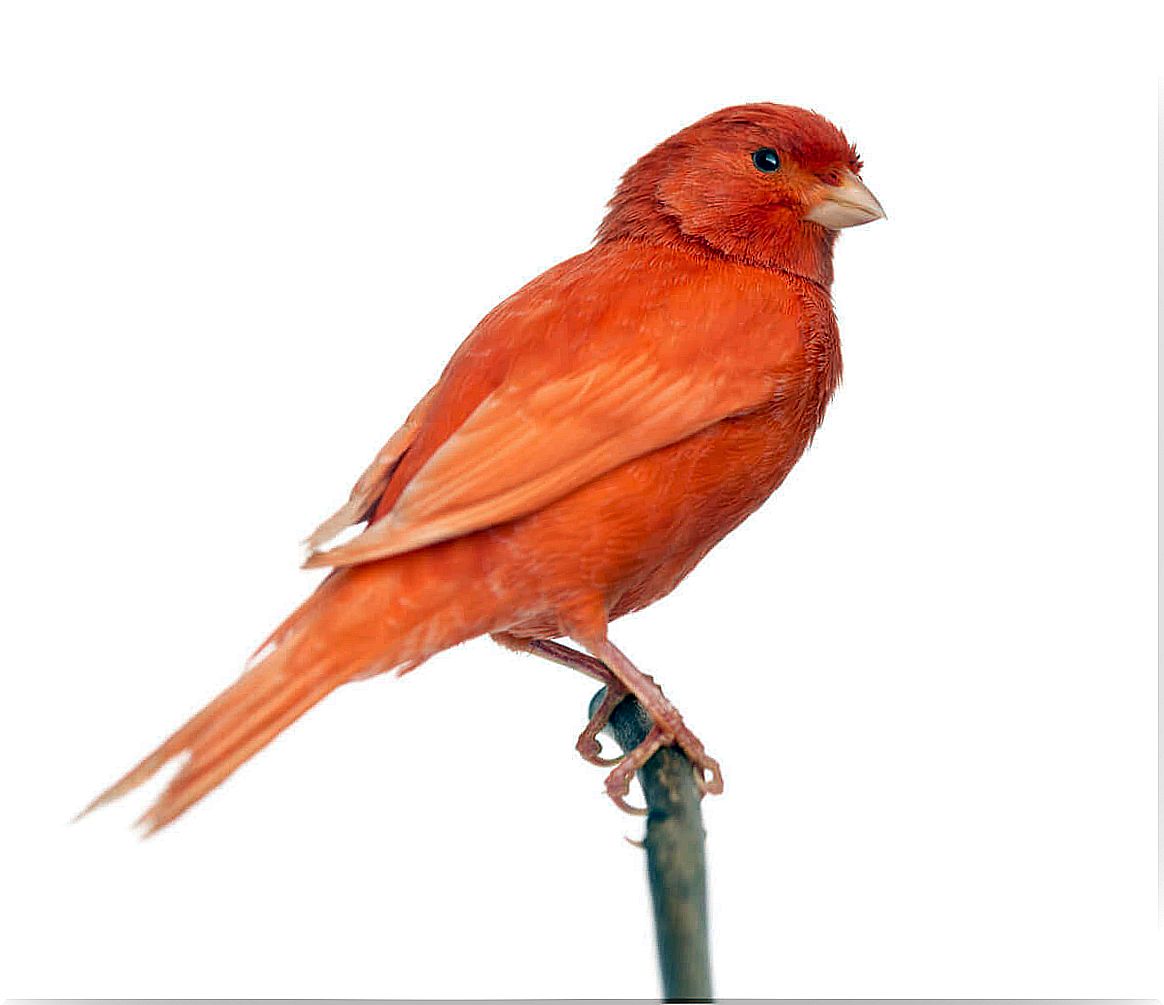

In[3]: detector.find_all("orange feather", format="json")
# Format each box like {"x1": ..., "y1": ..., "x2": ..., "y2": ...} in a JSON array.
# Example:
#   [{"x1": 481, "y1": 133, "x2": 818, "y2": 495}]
[{"x1": 84, "y1": 102, "x2": 882, "y2": 830}]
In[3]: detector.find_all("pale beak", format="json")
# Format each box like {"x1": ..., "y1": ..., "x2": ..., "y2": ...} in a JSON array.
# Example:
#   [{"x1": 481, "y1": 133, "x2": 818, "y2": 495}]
[{"x1": 804, "y1": 169, "x2": 886, "y2": 229}]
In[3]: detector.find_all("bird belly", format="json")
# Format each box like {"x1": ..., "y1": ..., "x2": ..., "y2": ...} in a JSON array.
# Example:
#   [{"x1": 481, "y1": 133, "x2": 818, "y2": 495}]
[{"x1": 495, "y1": 399, "x2": 818, "y2": 639}]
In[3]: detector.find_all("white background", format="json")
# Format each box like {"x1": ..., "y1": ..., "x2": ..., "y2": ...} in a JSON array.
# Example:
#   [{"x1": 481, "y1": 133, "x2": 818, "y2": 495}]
[{"x1": 1, "y1": 1, "x2": 1158, "y2": 999}]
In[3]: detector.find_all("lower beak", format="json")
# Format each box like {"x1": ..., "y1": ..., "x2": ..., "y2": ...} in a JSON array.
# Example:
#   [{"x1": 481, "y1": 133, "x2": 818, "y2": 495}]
[{"x1": 804, "y1": 170, "x2": 886, "y2": 229}]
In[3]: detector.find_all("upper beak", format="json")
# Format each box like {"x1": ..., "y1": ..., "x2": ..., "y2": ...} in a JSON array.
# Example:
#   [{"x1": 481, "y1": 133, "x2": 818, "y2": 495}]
[{"x1": 804, "y1": 170, "x2": 886, "y2": 229}]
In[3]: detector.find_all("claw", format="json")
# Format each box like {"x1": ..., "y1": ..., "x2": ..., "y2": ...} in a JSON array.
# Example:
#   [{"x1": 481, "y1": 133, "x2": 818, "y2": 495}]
[
  {"x1": 577, "y1": 745, "x2": 623, "y2": 768},
  {"x1": 605, "y1": 780, "x2": 649, "y2": 816},
  {"x1": 576, "y1": 732, "x2": 625, "y2": 767},
  {"x1": 575, "y1": 684, "x2": 629, "y2": 768},
  {"x1": 692, "y1": 757, "x2": 724, "y2": 797},
  {"x1": 601, "y1": 724, "x2": 667, "y2": 814}
]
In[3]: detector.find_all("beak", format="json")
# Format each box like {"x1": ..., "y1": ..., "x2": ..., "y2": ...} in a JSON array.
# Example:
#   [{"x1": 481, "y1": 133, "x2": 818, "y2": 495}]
[{"x1": 804, "y1": 170, "x2": 886, "y2": 229}]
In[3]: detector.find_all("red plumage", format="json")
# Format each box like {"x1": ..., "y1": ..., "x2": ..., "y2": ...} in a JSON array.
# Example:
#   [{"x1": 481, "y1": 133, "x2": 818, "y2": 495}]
[{"x1": 83, "y1": 102, "x2": 883, "y2": 831}]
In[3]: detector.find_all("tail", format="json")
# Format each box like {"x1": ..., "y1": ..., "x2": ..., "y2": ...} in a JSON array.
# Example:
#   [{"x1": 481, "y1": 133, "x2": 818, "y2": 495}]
[{"x1": 80, "y1": 553, "x2": 494, "y2": 834}]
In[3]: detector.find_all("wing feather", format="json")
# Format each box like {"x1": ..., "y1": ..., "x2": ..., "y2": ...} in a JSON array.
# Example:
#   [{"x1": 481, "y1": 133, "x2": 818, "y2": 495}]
[
  {"x1": 305, "y1": 356, "x2": 772, "y2": 567},
  {"x1": 301, "y1": 245, "x2": 801, "y2": 570},
  {"x1": 304, "y1": 384, "x2": 438, "y2": 551}
]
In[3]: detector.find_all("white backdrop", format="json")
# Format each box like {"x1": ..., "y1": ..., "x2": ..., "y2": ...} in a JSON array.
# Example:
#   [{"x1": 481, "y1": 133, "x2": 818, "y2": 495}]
[{"x1": 1, "y1": 1, "x2": 1158, "y2": 999}]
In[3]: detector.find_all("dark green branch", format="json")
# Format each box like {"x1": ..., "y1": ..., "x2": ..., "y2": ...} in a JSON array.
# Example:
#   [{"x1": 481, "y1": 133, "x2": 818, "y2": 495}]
[{"x1": 591, "y1": 689, "x2": 713, "y2": 1003}]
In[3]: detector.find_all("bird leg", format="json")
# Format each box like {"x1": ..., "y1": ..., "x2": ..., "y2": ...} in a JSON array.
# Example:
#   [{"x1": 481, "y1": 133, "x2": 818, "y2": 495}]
[
  {"x1": 521, "y1": 638, "x2": 616, "y2": 686},
  {"x1": 584, "y1": 637, "x2": 724, "y2": 805},
  {"x1": 526, "y1": 639, "x2": 630, "y2": 766},
  {"x1": 494, "y1": 632, "x2": 722, "y2": 809},
  {"x1": 492, "y1": 634, "x2": 628, "y2": 767}
]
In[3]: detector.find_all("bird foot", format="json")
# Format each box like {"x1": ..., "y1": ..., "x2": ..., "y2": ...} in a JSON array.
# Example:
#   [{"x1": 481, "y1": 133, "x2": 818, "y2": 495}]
[
  {"x1": 576, "y1": 683, "x2": 628, "y2": 767},
  {"x1": 650, "y1": 702, "x2": 725, "y2": 800},
  {"x1": 578, "y1": 637, "x2": 725, "y2": 813},
  {"x1": 603, "y1": 724, "x2": 663, "y2": 814},
  {"x1": 602, "y1": 719, "x2": 723, "y2": 814}
]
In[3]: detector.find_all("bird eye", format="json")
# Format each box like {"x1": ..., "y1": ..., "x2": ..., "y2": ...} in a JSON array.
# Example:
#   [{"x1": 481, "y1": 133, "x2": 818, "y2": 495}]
[{"x1": 751, "y1": 147, "x2": 781, "y2": 173}]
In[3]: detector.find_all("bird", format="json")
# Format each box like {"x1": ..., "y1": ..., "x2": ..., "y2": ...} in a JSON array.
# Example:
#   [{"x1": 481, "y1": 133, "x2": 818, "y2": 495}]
[{"x1": 81, "y1": 102, "x2": 884, "y2": 833}]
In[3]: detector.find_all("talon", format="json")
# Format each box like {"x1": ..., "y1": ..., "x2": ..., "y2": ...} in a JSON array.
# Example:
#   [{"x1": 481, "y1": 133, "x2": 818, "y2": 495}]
[
  {"x1": 591, "y1": 752, "x2": 626, "y2": 768},
  {"x1": 692, "y1": 757, "x2": 724, "y2": 797},
  {"x1": 601, "y1": 723, "x2": 666, "y2": 814},
  {"x1": 574, "y1": 684, "x2": 629, "y2": 768},
  {"x1": 606, "y1": 785, "x2": 649, "y2": 816},
  {"x1": 581, "y1": 637, "x2": 726, "y2": 808},
  {"x1": 575, "y1": 732, "x2": 624, "y2": 768}
]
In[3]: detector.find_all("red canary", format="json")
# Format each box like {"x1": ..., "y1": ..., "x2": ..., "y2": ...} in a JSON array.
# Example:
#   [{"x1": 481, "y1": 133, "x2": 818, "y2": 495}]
[{"x1": 84, "y1": 103, "x2": 883, "y2": 831}]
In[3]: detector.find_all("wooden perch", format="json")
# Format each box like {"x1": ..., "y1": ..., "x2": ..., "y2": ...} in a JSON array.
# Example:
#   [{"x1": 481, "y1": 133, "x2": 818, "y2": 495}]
[{"x1": 591, "y1": 688, "x2": 714, "y2": 1002}]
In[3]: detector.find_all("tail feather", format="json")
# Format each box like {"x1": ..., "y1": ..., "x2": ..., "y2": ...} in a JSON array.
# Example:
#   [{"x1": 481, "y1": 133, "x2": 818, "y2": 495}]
[
  {"x1": 80, "y1": 570, "x2": 393, "y2": 833},
  {"x1": 81, "y1": 544, "x2": 503, "y2": 833},
  {"x1": 138, "y1": 651, "x2": 346, "y2": 835},
  {"x1": 79, "y1": 630, "x2": 356, "y2": 835},
  {"x1": 76, "y1": 662, "x2": 275, "y2": 818}
]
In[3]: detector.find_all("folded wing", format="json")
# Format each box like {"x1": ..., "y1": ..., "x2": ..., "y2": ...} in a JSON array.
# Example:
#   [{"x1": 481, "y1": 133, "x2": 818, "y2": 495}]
[
  {"x1": 304, "y1": 246, "x2": 801, "y2": 570},
  {"x1": 306, "y1": 354, "x2": 773, "y2": 567}
]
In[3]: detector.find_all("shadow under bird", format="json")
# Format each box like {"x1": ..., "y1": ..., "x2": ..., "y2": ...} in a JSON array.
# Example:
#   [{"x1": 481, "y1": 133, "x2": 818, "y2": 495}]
[{"x1": 83, "y1": 102, "x2": 884, "y2": 832}]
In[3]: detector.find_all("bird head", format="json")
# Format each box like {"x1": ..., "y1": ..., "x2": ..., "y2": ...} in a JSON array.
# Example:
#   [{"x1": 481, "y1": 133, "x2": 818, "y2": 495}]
[{"x1": 598, "y1": 103, "x2": 883, "y2": 286}]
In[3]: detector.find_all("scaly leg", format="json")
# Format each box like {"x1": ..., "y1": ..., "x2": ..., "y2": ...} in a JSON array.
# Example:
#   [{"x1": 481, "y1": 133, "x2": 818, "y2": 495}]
[
  {"x1": 585, "y1": 637, "x2": 724, "y2": 807},
  {"x1": 492, "y1": 633, "x2": 629, "y2": 767}
]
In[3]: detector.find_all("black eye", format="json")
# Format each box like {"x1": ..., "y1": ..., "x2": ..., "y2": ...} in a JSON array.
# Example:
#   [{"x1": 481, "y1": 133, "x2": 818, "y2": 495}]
[{"x1": 751, "y1": 147, "x2": 781, "y2": 173}]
